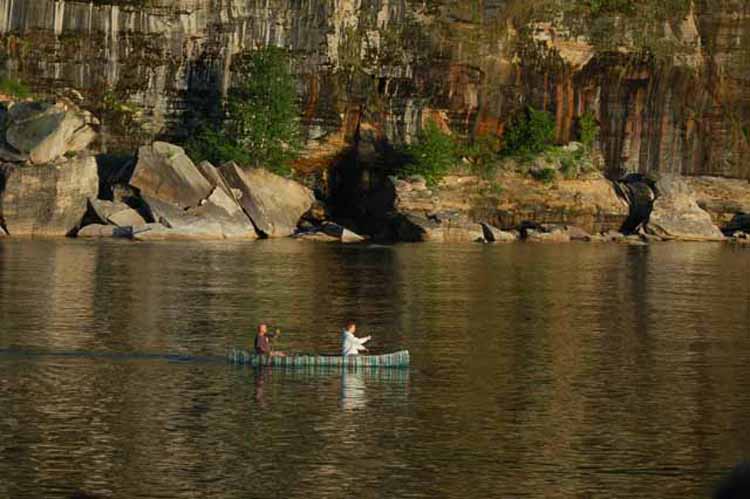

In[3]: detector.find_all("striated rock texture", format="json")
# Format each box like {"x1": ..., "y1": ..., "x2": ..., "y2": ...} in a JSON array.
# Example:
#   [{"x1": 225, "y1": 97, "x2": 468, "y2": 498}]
[
  {"x1": 0, "y1": 0, "x2": 749, "y2": 181},
  {"x1": 0, "y1": 156, "x2": 99, "y2": 236},
  {"x1": 388, "y1": 172, "x2": 629, "y2": 237}
]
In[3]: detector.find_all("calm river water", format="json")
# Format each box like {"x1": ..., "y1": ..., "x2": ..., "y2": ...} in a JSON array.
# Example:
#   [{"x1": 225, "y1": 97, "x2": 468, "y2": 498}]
[{"x1": 1, "y1": 239, "x2": 749, "y2": 498}]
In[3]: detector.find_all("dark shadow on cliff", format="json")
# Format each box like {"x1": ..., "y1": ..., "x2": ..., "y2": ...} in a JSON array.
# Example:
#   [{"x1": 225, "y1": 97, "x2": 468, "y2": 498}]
[{"x1": 327, "y1": 138, "x2": 408, "y2": 239}]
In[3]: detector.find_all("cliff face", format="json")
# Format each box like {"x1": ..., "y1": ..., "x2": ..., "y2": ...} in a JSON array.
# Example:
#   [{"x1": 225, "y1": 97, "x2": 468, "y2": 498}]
[{"x1": 1, "y1": 0, "x2": 749, "y2": 179}]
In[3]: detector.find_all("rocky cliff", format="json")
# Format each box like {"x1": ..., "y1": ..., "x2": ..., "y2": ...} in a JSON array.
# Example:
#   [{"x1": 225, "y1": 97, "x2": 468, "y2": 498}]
[{"x1": 1, "y1": 0, "x2": 749, "y2": 181}]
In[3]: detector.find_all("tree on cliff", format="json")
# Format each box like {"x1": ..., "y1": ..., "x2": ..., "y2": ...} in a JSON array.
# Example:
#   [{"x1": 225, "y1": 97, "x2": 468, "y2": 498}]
[{"x1": 187, "y1": 46, "x2": 302, "y2": 175}]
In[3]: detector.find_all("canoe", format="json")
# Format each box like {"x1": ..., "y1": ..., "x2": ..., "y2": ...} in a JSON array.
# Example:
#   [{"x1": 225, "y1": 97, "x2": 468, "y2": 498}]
[{"x1": 227, "y1": 349, "x2": 410, "y2": 368}]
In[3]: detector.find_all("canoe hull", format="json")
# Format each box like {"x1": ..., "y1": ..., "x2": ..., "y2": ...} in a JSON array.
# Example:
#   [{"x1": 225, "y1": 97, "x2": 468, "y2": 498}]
[{"x1": 228, "y1": 349, "x2": 410, "y2": 368}]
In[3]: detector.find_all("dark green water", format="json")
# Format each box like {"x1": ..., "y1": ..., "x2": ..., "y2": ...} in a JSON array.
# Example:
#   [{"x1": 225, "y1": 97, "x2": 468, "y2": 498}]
[{"x1": 1, "y1": 239, "x2": 749, "y2": 498}]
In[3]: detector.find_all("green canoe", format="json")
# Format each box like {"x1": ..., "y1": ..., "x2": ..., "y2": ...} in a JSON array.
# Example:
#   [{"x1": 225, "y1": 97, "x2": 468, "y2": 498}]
[{"x1": 228, "y1": 349, "x2": 410, "y2": 368}]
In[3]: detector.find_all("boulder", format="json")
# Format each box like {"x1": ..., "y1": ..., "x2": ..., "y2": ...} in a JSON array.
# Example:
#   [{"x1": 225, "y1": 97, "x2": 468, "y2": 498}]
[
  {"x1": 87, "y1": 199, "x2": 132, "y2": 224},
  {"x1": 141, "y1": 192, "x2": 256, "y2": 240},
  {"x1": 130, "y1": 142, "x2": 213, "y2": 209},
  {"x1": 293, "y1": 229, "x2": 340, "y2": 243},
  {"x1": 5, "y1": 101, "x2": 96, "y2": 164},
  {"x1": 645, "y1": 175, "x2": 725, "y2": 241},
  {"x1": 480, "y1": 222, "x2": 517, "y2": 242},
  {"x1": 0, "y1": 156, "x2": 98, "y2": 236},
  {"x1": 107, "y1": 208, "x2": 146, "y2": 228},
  {"x1": 186, "y1": 187, "x2": 258, "y2": 239},
  {"x1": 77, "y1": 224, "x2": 132, "y2": 239},
  {"x1": 526, "y1": 228, "x2": 572, "y2": 243},
  {"x1": 195, "y1": 160, "x2": 235, "y2": 199},
  {"x1": 320, "y1": 222, "x2": 366, "y2": 243},
  {"x1": 394, "y1": 214, "x2": 483, "y2": 242},
  {"x1": 220, "y1": 162, "x2": 314, "y2": 237},
  {"x1": 0, "y1": 226, "x2": 6, "y2": 238}
]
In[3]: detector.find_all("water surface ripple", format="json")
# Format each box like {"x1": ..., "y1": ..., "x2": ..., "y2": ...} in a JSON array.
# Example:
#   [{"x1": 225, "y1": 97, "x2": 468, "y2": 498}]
[{"x1": 1, "y1": 239, "x2": 749, "y2": 498}]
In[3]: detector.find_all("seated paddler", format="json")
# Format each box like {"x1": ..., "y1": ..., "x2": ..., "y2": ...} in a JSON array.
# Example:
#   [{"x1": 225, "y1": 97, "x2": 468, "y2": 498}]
[
  {"x1": 254, "y1": 323, "x2": 285, "y2": 357},
  {"x1": 341, "y1": 320, "x2": 371, "y2": 356}
]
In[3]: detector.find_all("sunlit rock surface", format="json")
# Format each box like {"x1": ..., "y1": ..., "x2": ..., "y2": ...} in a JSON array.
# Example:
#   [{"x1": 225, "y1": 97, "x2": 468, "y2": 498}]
[
  {"x1": 0, "y1": 0, "x2": 748, "y2": 180},
  {"x1": 0, "y1": 156, "x2": 98, "y2": 236}
]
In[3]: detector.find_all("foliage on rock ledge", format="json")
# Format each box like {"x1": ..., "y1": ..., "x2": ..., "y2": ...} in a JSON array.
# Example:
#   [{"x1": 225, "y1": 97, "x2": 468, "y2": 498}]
[{"x1": 186, "y1": 46, "x2": 302, "y2": 176}]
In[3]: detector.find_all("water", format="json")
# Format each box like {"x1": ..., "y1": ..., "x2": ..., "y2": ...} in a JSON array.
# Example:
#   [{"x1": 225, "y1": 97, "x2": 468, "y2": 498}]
[{"x1": 1, "y1": 239, "x2": 749, "y2": 498}]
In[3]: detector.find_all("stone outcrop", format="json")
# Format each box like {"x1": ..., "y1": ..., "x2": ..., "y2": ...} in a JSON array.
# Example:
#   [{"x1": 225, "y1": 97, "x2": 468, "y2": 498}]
[
  {"x1": 388, "y1": 172, "x2": 629, "y2": 240},
  {"x1": 221, "y1": 162, "x2": 314, "y2": 238},
  {"x1": 2, "y1": 100, "x2": 97, "y2": 164},
  {"x1": 393, "y1": 213, "x2": 483, "y2": 243},
  {"x1": 645, "y1": 175, "x2": 724, "y2": 242},
  {"x1": 684, "y1": 177, "x2": 750, "y2": 230},
  {"x1": 0, "y1": 156, "x2": 98, "y2": 237}
]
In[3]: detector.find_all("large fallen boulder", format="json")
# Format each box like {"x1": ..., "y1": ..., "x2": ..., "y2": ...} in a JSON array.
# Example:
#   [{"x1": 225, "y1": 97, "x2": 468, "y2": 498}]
[
  {"x1": 141, "y1": 192, "x2": 256, "y2": 240},
  {"x1": 4, "y1": 100, "x2": 97, "y2": 164},
  {"x1": 645, "y1": 175, "x2": 724, "y2": 241},
  {"x1": 0, "y1": 156, "x2": 98, "y2": 236},
  {"x1": 220, "y1": 162, "x2": 314, "y2": 237},
  {"x1": 130, "y1": 142, "x2": 213, "y2": 209}
]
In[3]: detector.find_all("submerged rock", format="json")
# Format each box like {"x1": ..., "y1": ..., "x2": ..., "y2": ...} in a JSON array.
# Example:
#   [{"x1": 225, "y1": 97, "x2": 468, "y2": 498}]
[
  {"x1": 0, "y1": 156, "x2": 98, "y2": 237},
  {"x1": 77, "y1": 224, "x2": 132, "y2": 238},
  {"x1": 131, "y1": 222, "x2": 225, "y2": 241},
  {"x1": 220, "y1": 162, "x2": 314, "y2": 238},
  {"x1": 645, "y1": 175, "x2": 724, "y2": 241},
  {"x1": 4, "y1": 101, "x2": 97, "y2": 164}
]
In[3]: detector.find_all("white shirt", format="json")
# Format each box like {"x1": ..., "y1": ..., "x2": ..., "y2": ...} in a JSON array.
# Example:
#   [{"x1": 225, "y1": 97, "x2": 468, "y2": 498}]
[{"x1": 341, "y1": 330, "x2": 371, "y2": 356}]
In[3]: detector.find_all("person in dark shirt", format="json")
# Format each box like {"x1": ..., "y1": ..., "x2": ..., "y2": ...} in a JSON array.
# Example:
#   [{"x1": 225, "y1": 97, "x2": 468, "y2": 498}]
[{"x1": 254, "y1": 323, "x2": 285, "y2": 356}]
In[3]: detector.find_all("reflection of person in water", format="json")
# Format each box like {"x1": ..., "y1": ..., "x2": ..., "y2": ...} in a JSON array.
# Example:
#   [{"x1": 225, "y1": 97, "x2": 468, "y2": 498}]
[
  {"x1": 340, "y1": 369, "x2": 366, "y2": 412},
  {"x1": 254, "y1": 368, "x2": 269, "y2": 407}
]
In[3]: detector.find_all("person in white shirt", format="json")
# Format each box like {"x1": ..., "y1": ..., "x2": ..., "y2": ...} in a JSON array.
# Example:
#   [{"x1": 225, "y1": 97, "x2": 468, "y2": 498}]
[{"x1": 341, "y1": 320, "x2": 371, "y2": 356}]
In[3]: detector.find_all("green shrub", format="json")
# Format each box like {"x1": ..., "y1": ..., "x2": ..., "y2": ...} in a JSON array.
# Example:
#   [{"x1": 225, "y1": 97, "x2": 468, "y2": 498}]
[
  {"x1": 578, "y1": 111, "x2": 599, "y2": 149},
  {"x1": 584, "y1": 0, "x2": 635, "y2": 15},
  {"x1": 185, "y1": 125, "x2": 252, "y2": 166},
  {"x1": 530, "y1": 167, "x2": 558, "y2": 184},
  {"x1": 185, "y1": 46, "x2": 302, "y2": 175},
  {"x1": 0, "y1": 78, "x2": 31, "y2": 99},
  {"x1": 461, "y1": 134, "x2": 502, "y2": 179},
  {"x1": 400, "y1": 120, "x2": 458, "y2": 185},
  {"x1": 502, "y1": 107, "x2": 556, "y2": 159}
]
